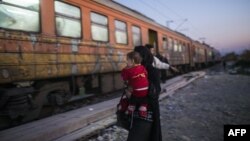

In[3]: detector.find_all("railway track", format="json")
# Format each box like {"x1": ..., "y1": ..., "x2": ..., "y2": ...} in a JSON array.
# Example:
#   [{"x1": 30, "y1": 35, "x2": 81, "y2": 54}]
[{"x1": 0, "y1": 71, "x2": 205, "y2": 141}]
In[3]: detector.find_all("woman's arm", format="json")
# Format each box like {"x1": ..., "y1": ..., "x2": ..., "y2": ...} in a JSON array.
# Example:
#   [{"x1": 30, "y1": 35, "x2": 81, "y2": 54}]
[
  {"x1": 152, "y1": 56, "x2": 170, "y2": 69},
  {"x1": 170, "y1": 66, "x2": 179, "y2": 72}
]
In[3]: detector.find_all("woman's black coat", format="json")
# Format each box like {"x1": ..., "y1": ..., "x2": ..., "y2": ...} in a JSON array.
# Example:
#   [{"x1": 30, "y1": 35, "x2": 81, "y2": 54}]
[{"x1": 134, "y1": 46, "x2": 162, "y2": 141}]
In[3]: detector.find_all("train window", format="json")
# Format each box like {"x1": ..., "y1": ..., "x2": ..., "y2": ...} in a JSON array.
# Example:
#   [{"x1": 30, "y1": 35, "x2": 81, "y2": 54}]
[
  {"x1": 115, "y1": 20, "x2": 127, "y2": 44},
  {"x1": 168, "y1": 38, "x2": 173, "y2": 51},
  {"x1": 91, "y1": 12, "x2": 108, "y2": 42},
  {"x1": 178, "y1": 44, "x2": 182, "y2": 52},
  {"x1": 171, "y1": 39, "x2": 175, "y2": 51},
  {"x1": 209, "y1": 51, "x2": 212, "y2": 56},
  {"x1": 174, "y1": 40, "x2": 178, "y2": 52},
  {"x1": 132, "y1": 26, "x2": 141, "y2": 46},
  {"x1": 183, "y1": 45, "x2": 186, "y2": 52},
  {"x1": 162, "y1": 37, "x2": 167, "y2": 49},
  {"x1": 0, "y1": 0, "x2": 40, "y2": 32},
  {"x1": 200, "y1": 48, "x2": 204, "y2": 55},
  {"x1": 55, "y1": 1, "x2": 81, "y2": 38}
]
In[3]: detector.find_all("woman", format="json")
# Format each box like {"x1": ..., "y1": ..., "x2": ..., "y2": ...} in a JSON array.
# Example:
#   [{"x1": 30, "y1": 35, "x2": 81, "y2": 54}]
[
  {"x1": 121, "y1": 51, "x2": 150, "y2": 118},
  {"x1": 126, "y1": 46, "x2": 162, "y2": 141}
]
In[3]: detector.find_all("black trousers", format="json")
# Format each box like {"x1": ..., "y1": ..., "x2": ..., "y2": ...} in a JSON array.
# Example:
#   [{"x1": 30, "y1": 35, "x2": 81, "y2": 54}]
[{"x1": 127, "y1": 119, "x2": 152, "y2": 141}]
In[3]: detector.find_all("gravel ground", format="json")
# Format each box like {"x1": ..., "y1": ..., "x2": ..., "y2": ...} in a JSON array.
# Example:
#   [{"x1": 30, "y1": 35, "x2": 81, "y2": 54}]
[{"x1": 88, "y1": 65, "x2": 250, "y2": 141}]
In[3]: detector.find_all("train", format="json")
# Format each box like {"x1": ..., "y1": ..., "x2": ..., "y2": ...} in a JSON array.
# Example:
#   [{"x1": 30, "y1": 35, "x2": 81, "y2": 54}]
[{"x1": 0, "y1": 0, "x2": 220, "y2": 129}]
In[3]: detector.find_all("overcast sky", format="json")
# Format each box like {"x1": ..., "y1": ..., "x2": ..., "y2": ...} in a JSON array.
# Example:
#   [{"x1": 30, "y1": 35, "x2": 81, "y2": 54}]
[{"x1": 114, "y1": 0, "x2": 250, "y2": 55}]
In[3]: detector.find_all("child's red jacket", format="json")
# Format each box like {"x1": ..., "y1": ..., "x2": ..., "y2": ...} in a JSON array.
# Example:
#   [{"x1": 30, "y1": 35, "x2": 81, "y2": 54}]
[{"x1": 121, "y1": 65, "x2": 149, "y2": 97}]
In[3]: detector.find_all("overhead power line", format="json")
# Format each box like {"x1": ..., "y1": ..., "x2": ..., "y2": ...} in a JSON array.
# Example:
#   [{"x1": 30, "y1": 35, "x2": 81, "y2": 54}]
[
  {"x1": 138, "y1": 0, "x2": 179, "y2": 27},
  {"x1": 155, "y1": 0, "x2": 208, "y2": 41}
]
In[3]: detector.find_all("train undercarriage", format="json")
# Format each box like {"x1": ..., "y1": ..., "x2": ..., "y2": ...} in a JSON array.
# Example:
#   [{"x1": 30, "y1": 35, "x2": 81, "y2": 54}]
[
  {"x1": 0, "y1": 72, "x2": 123, "y2": 130},
  {"x1": 0, "y1": 61, "x2": 218, "y2": 130}
]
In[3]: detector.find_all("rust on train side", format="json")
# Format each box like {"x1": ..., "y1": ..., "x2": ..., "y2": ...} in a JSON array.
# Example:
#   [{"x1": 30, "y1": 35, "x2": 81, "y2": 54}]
[{"x1": 0, "y1": 31, "x2": 127, "y2": 84}]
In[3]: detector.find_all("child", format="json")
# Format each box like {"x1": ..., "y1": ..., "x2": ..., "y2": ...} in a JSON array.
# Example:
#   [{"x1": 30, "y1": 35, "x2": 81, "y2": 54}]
[{"x1": 121, "y1": 51, "x2": 149, "y2": 118}]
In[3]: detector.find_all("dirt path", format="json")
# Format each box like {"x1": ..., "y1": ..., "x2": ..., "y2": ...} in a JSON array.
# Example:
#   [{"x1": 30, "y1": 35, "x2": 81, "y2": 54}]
[
  {"x1": 87, "y1": 65, "x2": 250, "y2": 141},
  {"x1": 160, "y1": 65, "x2": 250, "y2": 141}
]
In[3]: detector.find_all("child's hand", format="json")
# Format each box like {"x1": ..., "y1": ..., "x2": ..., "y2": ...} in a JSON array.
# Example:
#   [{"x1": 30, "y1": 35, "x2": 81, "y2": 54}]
[{"x1": 124, "y1": 81, "x2": 128, "y2": 86}]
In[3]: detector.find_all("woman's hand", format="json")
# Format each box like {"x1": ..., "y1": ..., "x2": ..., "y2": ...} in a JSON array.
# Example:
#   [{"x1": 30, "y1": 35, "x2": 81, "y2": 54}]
[{"x1": 170, "y1": 66, "x2": 179, "y2": 73}]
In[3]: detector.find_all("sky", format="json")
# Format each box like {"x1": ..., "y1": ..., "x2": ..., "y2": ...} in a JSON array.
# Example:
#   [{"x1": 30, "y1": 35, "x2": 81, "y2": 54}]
[{"x1": 114, "y1": 0, "x2": 250, "y2": 55}]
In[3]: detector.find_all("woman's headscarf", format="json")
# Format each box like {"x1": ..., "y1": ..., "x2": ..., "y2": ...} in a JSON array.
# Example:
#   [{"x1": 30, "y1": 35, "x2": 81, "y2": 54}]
[
  {"x1": 134, "y1": 46, "x2": 154, "y2": 68},
  {"x1": 134, "y1": 45, "x2": 161, "y2": 95}
]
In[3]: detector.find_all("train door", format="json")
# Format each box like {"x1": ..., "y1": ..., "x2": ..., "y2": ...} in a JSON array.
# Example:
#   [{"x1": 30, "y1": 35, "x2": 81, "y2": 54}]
[{"x1": 148, "y1": 29, "x2": 158, "y2": 54}]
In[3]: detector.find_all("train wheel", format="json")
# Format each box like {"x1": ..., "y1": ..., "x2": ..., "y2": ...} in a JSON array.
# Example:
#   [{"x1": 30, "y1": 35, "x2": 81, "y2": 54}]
[{"x1": 26, "y1": 81, "x2": 70, "y2": 119}]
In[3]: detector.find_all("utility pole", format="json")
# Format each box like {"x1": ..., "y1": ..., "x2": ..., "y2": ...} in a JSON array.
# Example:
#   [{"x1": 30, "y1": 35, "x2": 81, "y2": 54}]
[
  {"x1": 175, "y1": 18, "x2": 188, "y2": 30},
  {"x1": 166, "y1": 20, "x2": 173, "y2": 28}
]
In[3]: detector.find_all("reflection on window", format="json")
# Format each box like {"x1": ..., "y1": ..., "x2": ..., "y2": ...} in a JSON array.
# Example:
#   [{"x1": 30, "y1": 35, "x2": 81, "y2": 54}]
[
  {"x1": 0, "y1": 0, "x2": 40, "y2": 32},
  {"x1": 162, "y1": 37, "x2": 167, "y2": 49},
  {"x1": 55, "y1": 1, "x2": 81, "y2": 38},
  {"x1": 91, "y1": 12, "x2": 108, "y2": 25},
  {"x1": 116, "y1": 31, "x2": 127, "y2": 44},
  {"x1": 168, "y1": 38, "x2": 173, "y2": 51},
  {"x1": 174, "y1": 40, "x2": 178, "y2": 52},
  {"x1": 3, "y1": 0, "x2": 39, "y2": 11},
  {"x1": 209, "y1": 51, "x2": 212, "y2": 56},
  {"x1": 91, "y1": 24, "x2": 108, "y2": 42},
  {"x1": 55, "y1": 1, "x2": 80, "y2": 18},
  {"x1": 178, "y1": 44, "x2": 182, "y2": 52},
  {"x1": 56, "y1": 17, "x2": 81, "y2": 38},
  {"x1": 91, "y1": 12, "x2": 108, "y2": 42},
  {"x1": 132, "y1": 26, "x2": 141, "y2": 46},
  {"x1": 115, "y1": 20, "x2": 127, "y2": 44}
]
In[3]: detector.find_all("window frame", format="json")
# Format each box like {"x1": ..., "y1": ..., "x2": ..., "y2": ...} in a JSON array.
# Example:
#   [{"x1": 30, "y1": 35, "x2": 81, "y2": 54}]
[
  {"x1": 54, "y1": 0, "x2": 82, "y2": 38},
  {"x1": 131, "y1": 25, "x2": 142, "y2": 46},
  {"x1": 114, "y1": 19, "x2": 128, "y2": 45},
  {"x1": 90, "y1": 11, "x2": 109, "y2": 42},
  {"x1": 162, "y1": 36, "x2": 168, "y2": 50},
  {"x1": 174, "y1": 40, "x2": 178, "y2": 52},
  {"x1": 0, "y1": 0, "x2": 41, "y2": 33},
  {"x1": 182, "y1": 44, "x2": 186, "y2": 52},
  {"x1": 168, "y1": 37, "x2": 173, "y2": 51},
  {"x1": 178, "y1": 42, "x2": 182, "y2": 52}
]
